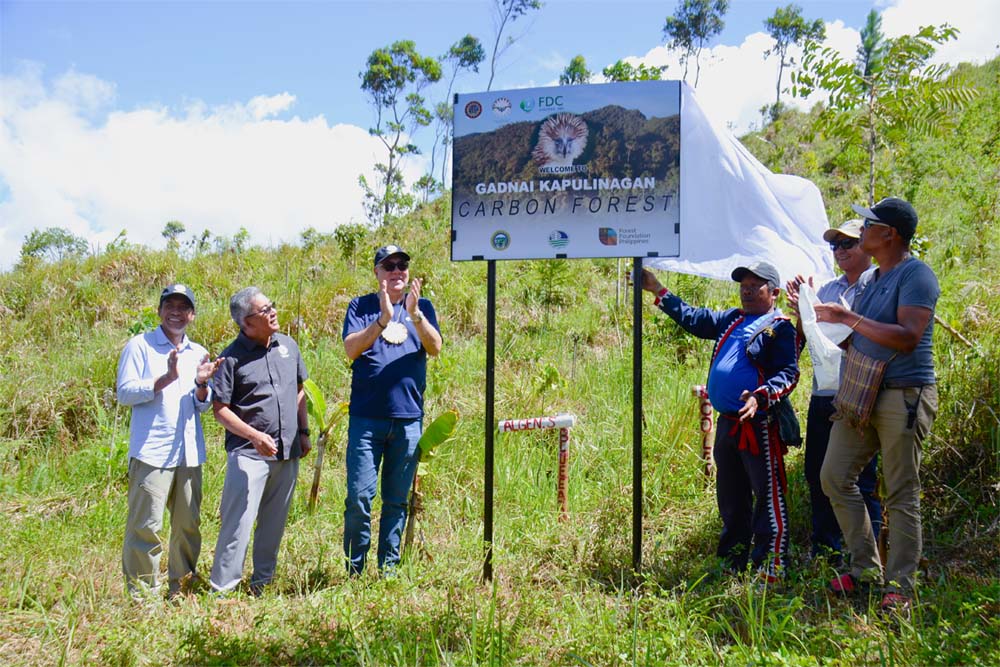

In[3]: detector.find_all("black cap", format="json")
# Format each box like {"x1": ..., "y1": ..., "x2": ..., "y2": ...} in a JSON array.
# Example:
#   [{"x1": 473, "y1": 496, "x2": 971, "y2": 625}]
[
  {"x1": 373, "y1": 244, "x2": 410, "y2": 268},
  {"x1": 851, "y1": 197, "x2": 918, "y2": 241},
  {"x1": 731, "y1": 260, "x2": 780, "y2": 289},
  {"x1": 159, "y1": 283, "x2": 196, "y2": 310}
]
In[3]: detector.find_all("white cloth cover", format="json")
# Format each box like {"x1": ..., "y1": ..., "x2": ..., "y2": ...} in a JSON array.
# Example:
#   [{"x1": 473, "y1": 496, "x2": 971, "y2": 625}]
[
  {"x1": 646, "y1": 83, "x2": 834, "y2": 285},
  {"x1": 798, "y1": 283, "x2": 851, "y2": 391}
]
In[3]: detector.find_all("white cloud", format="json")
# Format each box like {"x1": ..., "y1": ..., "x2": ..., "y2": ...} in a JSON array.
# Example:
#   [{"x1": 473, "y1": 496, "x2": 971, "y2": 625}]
[
  {"x1": 881, "y1": 0, "x2": 1000, "y2": 65},
  {"x1": 625, "y1": 0, "x2": 997, "y2": 135},
  {"x1": 0, "y1": 66, "x2": 425, "y2": 270}
]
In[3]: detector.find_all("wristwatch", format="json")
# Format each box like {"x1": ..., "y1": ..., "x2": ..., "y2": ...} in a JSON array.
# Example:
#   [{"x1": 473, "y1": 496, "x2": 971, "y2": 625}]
[{"x1": 412, "y1": 311, "x2": 424, "y2": 323}]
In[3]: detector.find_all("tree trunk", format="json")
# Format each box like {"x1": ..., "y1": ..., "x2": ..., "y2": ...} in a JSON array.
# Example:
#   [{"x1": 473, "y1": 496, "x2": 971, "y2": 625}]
[
  {"x1": 307, "y1": 432, "x2": 328, "y2": 513},
  {"x1": 867, "y1": 86, "x2": 877, "y2": 204},
  {"x1": 402, "y1": 461, "x2": 422, "y2": 558}
]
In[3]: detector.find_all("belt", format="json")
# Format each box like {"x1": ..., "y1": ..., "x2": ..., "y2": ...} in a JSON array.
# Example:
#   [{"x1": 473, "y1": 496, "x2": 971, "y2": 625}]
[{"x1": 881, "y1": 380, "x2": 931, "y2": 389}]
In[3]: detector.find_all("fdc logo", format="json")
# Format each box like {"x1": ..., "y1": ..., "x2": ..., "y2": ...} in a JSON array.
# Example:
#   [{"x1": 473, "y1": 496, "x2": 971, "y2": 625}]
[
  {"x1": 537, "y1": 95, "x2": 564, "y2": 110},
  {"x1": 519, "y1": 98, "x2": 534, "y2": 112}
]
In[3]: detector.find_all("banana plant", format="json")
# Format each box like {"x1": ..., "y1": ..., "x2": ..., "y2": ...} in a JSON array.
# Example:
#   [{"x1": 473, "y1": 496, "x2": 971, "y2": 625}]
[
  {"x1": 403, "y1": 409, "x2": 459, "y2": 559},
  {"x1": 303, "y1": 378, "x2": 349, "y2": 513}
]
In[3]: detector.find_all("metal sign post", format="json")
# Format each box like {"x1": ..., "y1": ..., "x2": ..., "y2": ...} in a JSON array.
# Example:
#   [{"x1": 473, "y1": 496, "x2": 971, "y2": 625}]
[{"x1": 632, "y1": 258, "x2": 643, "y2": 575}]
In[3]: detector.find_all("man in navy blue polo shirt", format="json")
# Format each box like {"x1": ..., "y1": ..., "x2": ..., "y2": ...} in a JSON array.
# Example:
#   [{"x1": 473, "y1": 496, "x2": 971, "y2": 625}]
[{"x1": 342, "y1": 245, "x2": 442, "y2": 575}]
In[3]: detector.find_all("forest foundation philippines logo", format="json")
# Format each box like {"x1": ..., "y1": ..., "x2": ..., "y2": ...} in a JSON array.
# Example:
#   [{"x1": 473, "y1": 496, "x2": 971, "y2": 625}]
[
  {"x1": 465, "y1": 100, "x2": 483, "y2": 119},
  {"x1": 548, "y1": 230, "x2": 569, "y2": 249},
  {"x1": 599, "y1": 228, "x2": 618, "y2": 246},
  {"x1": 519, "y1": 98, "x2": 535, "y2": 113},
  {"x1": 491, "y1": 230, "x2": 511, "y2": 251},
  {"x1": 492, "y1": 97, "x2": 512, "y2": 117}
]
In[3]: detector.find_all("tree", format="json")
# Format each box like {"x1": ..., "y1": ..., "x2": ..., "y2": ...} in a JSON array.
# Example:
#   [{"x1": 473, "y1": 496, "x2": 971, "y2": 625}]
[
  {"x1": 161, "y1": 220, "x2": 185, "y2": 251},
  {"x1": 299, "y1": 227, "x2": 334, "y2": 251},
  {"x1": 333, "y1": 223, "x2": 369, "y2": 269},
  {"x1": 430, "y1": 35, "x2": 485, "y2": 188},
  {"x1": 602, "y1": 60, "x2": 667, "y2": 82},
  {"x1": 763, "y1": 4, "x2": 825, "y2": 110},
  {"x1": 186, "y1": 229, "x2": 213, "y2": 256},
  {"x1": 20, "y1": 227, "x2": 88, "y2": 263},
  {"x1": 793, "y1": 22, "x2": 978, "y2": 203},
  {"x1": 486, "y1": 0, "x2": 543, "y2": 91},
  {"x1": 662, "y1": 0, "x2": 729, "y2": 88},
  {"x1": 559, "y1": 55, "x2": 592, "y2": 85},
  {"x1": 414, "y1": 173, "x2": 441, "y2": 204},
  {"x1": 856, "y1": 9, "x2": 888, "y2": 80},
  {"x1": 359, "y1": 40, "x2": 442, "y2": 226}
]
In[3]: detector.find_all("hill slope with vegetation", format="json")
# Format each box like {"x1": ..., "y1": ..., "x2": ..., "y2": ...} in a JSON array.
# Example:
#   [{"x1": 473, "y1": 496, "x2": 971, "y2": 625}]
[{"x1": 0, "y1": 58, "x2": 997, "y2": 667}]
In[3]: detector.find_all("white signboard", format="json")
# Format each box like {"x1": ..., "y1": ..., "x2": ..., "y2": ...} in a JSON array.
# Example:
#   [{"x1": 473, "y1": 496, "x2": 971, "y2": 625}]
[{"x1": 451, "y1": 81, "x2": 682, "y2": 261}]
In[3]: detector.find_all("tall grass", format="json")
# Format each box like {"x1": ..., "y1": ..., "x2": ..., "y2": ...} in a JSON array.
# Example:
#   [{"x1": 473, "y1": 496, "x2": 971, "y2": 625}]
[{"x1": 2, "y1": 66, "x2": 1000, "y2": 662}]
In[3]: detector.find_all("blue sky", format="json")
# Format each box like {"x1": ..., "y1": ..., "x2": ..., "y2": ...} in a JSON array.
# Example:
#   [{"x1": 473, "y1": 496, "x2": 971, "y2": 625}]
[{"x1": 1, "y1": 0, "x2": 997, "y2": 269}]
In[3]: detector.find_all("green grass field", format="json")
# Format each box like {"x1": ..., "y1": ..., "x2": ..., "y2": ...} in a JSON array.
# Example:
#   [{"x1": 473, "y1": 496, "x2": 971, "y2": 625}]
[
  {"x1": 3, "y1": 56, "x2": 1000, "y2": 664},
  {"x1": 1, "y1": 193, "x2": 997, "y2": 665}
]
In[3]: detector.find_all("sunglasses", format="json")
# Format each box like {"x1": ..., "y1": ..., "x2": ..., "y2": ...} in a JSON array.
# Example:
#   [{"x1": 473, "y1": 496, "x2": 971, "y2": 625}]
[
  {"x1": 829, "y1": 238, "x2": 860, "y2": 251},
  {"x1": 862, "y1": 219, "x2": 891, "y2": 230},
  {"x1": 249, "y1": 302, "x2": 276, "y2": 318},
  {"x1": 380, "y1": 260, "x2": 409, "y2": 272}
]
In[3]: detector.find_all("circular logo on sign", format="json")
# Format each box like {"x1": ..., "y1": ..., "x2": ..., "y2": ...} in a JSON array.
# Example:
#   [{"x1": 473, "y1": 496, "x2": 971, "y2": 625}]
[
  {"x1": 491, "y1": 230, "x2": 511, "y2": 251},
  {"x1": 548, "y1": 230, "x2": 569, "y2": 248},
  {"x1": 465, "y1": 100, "x2": 483, "y2": 119},
  {"x1": 492, "y1": 97, "x2": 512, "y2": 116}
]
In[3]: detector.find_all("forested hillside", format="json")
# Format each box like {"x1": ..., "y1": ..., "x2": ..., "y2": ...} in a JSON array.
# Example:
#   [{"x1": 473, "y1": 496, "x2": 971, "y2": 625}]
[{"x1": 0, "y1": 57, "x2": 997, "y2": 667}]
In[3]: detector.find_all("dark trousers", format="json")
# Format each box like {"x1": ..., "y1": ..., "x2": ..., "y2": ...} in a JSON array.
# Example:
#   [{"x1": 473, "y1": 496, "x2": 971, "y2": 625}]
[
  {"x1": 715, "y1": 413, "x2": 789, "y2": 576},
  {"x1": 805, "y1": 395, "x2": 881, "y2": 558}
]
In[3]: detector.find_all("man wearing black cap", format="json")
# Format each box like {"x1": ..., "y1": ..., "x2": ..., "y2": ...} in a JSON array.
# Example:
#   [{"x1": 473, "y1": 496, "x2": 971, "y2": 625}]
[
  {"x1": 341, "y1": 245, "x2": 442, "y2": 575},
  {"x1": 815, "y1": 197, "x2": 939, "y2": 613},
  {"x1": 641, "y1": 262, "x2": 799, "y2": 583},
  {"x1": 116, "y1": 284, "x2": 223, "y2": 598}
]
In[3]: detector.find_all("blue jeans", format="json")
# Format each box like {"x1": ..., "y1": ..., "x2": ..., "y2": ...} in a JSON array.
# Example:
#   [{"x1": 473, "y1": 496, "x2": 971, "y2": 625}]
[
  {"x1": 806, "y1": 395, "x2": 881, "y2": 559},
  {"x1": 343, "y1": 416, "x2": 421, "y2": 574}
]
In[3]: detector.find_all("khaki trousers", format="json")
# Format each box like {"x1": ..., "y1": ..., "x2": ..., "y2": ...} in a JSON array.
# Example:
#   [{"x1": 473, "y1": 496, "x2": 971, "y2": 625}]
[
  {"x1": 821, "y1": 385, "x2": 937, "y2": 593},
  {"x1": 122, "y1": 457, "x2": 202, "y2": 595}
]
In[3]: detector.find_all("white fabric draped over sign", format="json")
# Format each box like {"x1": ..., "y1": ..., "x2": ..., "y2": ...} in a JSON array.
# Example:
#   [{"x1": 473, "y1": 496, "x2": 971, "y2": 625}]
[{"x1": 645, "y1": 83, "x2": 835, "y2": 285}]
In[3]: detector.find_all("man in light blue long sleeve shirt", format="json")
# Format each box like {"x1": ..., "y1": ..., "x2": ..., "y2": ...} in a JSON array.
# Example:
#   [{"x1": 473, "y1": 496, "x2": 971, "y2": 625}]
[{"x1": 116, "y1": 284, "x2": 222, "y2": 597}]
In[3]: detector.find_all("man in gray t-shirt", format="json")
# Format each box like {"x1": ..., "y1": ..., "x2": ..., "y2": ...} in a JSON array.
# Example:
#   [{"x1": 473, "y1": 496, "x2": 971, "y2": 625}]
[{"x1": 815, "y1": 197, "x2": 939, "y2": 613}]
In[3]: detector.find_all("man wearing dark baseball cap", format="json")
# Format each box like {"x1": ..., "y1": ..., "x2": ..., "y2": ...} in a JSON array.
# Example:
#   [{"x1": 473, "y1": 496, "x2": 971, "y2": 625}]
[
  {"x1": 341, "y1": 244, "x2": 442, "y2": 575},
  {"x1": 640, "y1": 261, "x2": 799, "y2": 584},
  {"x1": 117, "y1": 283, "x2": 223, "y2": 599},
  {"x1": 814, "y1": 196, "x2": 940, "y2": 613},
  {"x1": 372, "y1": 244, "x2": 410, "y2": 268},
  {"x1": 731, "y1": 260, "x2": 781, "y2": 289},
  {"x1": 159, "y1": 283, "x2": 196, "y2": 310},
  {"x1": 851, "y1": 197, "x2": 918, "y2": 241}
]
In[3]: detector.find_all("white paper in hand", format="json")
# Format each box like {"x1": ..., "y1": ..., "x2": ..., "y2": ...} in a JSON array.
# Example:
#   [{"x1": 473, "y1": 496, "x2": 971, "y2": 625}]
[{"x1": 799, "y1": 284, "x2": 850, "y2": 392}]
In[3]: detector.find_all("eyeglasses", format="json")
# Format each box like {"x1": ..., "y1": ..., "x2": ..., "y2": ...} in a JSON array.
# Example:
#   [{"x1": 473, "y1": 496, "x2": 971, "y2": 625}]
[
  {"x1": 379, "y1": 260, "x2": 409, "y2": 272},
  {"x1": 248, "y1": 302, "x2": 276, "y2": 318},
  {"x1": 862, "y1": 219, "x2": 891, "y2": 230},
  {"x1": 829, "y1": 238, "x2": 860, "y2": 251}
]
